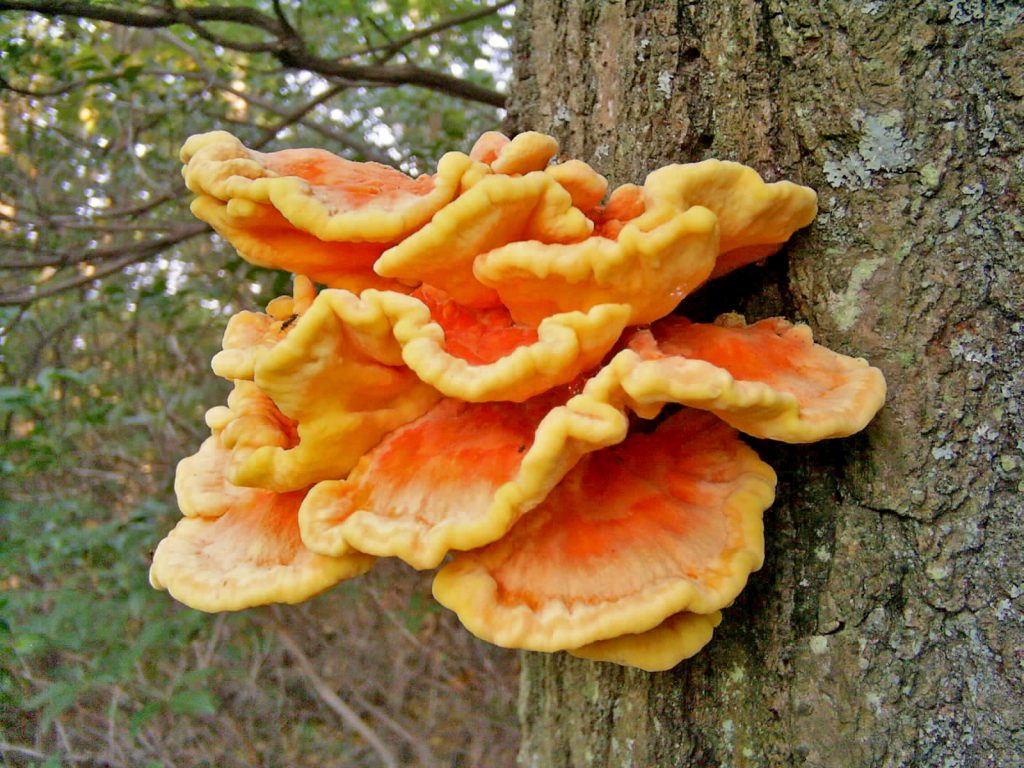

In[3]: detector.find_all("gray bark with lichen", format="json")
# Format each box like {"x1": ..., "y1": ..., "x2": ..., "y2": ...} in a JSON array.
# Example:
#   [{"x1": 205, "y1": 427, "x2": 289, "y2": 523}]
[{"x1": 505, "y1": 1, "x2": 1023, "y2": 766}]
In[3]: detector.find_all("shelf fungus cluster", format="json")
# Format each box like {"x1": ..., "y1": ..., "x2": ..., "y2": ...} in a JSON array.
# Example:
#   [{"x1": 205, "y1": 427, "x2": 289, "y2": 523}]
[{"x1": 151, "y1": 130, "x2": 886, "y2": 671}]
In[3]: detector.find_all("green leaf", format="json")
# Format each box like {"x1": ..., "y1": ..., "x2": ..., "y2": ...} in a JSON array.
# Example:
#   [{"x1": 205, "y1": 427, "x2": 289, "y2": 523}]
[
  {"x1": 0, "y1": 387, "x2": 31, "y2": 408},
  {"x1": 129, "y1": 700, "x2": 163, "y2": 736},
  {"x1": 27, "y1": 680, "x2": 79, "y2": 731},
  {"x1": 168, "y1": 689, "x2": 219, "y2": 716}
]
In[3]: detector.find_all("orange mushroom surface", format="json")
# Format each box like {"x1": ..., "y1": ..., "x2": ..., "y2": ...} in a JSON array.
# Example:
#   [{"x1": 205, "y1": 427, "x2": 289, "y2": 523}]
[
  {"x1": 624, "y1": 314, "x2": 887, "y2": 442},
  {"x1": 182, "y1": 131, "x2": 474, "y2": 242},
  {"x1": 181, "y1": 131, "x2": 474, "y2": 287},
  {"x1": 190, "y1": 195, "x2": 401, "y2": 292},
  {"x1": 152, "y1": 437, "x2": 373, "y2": 612},
  {"x1": 175, "y1": 434, "x2": 254, "y2": 519},
  {"x1": 299, "y1": 394, "x2": 566, "y2": 569},
  {"x1": 587, "y1": 183, "x2": 646, "y2": 239},
  {"x1": 469, "y1": 130, "x2": 560, "y2": 175},
  {"x1": 212, "y1": 275, "x2": 315, "y2": 381},
  {"x1": 156, "y1": 127, "x2": 886, "y2": 670},
  {"x1": 225, "y1": 288, "x2": 441, "y2": 492},
  {"x1": 374, "y1": 170, "x2": 594, "y2": 307},
  {"x1": 642, "y1": 160, "x2": 818, "y2": 278},
  {"x1": 432, "y1": 410, "x2": 775, "y2": 652},
  {"x1": 299, "y1": 375, "x2": 641, "y2": 570},
  {"x1": 389, "y1": 285, "x2": 630, "y2": 402},
  {"x1": 474, "y1": 202, "x2": 720, "y2": 326},
  {"x1": 213, "y1": 380, "x2": 299, "y2": 488}
]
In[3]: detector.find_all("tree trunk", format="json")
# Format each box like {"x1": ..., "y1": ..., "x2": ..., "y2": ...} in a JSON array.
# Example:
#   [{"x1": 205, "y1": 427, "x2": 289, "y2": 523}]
[{"x1": 505, "y1": 2, "x2": 1023, "y2": 766}]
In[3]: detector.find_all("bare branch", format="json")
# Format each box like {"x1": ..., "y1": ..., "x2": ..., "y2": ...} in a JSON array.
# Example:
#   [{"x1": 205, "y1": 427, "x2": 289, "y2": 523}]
[
  {"x1": 250, "y1": 81, "x2": 345, "y2": 148},
  {"x1": 142, "y1": 68, "x2": 396, "y2": 162},
  {"x1": 3, "y1": 187, "x2": 186, "y2": 234},
  {"x1": 0, "y1": 224, "x2": 207, "y2": 306},
  {"x1": 349, "y1": 688, "x2": 437, "y2": 768},
  {"x1": 0, "y1": 224, "x2": 181, "y2": 268},
  {"x1": 309, "y1": 59, "x2": 505, "y2": 107},
  {"x1": 0, "y1": 742, "x2": 49, "y2": 761},
  {"x1": 169, "y1": 5, "x2": 284, "y2": 54},
  {"x1": 356, "y1": 0, "x2": 514, "y2": 59},
  {"x1": 0, "y1": 0, "x2": 282, "y2": 33},
  {"x1": 78, "y1": 190, "x2": 184, "y2": 220},
  {"x1": 0, "y1": 0, "x2": 507, "y2": 106},
  {"x1": 0, "y1": 216, "x2": 179, "y2": 233},
  {"x1": 0, "y1": 72, "x2": 113, "y2": 97},
  {"x1": 1, "y1": 249, "x2": 88, "y2": 270},
  {"x1": 271, "y1": 0, "x2": 297, "y2": 39},
  {"x1": 0, "y1": 740, "x2": 130, "y2": 766}
]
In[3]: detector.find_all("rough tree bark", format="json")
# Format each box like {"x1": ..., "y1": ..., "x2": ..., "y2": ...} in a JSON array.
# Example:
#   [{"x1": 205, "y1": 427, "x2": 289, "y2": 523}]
[{"x1": 505, "y1": 2, "x2": 1022, "y2": 766}]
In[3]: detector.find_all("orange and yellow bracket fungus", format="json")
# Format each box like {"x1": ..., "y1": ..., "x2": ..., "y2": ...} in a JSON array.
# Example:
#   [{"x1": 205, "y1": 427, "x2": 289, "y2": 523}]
[
  {"x1": 389, "y1": 285, "x2": 630, "y2": 402},
  {"x1": 432, "y1": 411, "x2": 774, "y2": 652},
  {"x1": 474, "y1": 203, "x2": 719, "y2": 326},
  {"x1": 152, "y1": 406, "x2": 373, "y2": 612},
  {"x1": 298, "y1": 378, "x2": 633, "y2": 570},
  {"x1": 623, "y1": 315, "x2": 887, "y2": 442},
  {"x1": 374, "y1": 170, "x2": 594, "y2": 307},
  {"x1": 569, "y1": 611, "x2": 723, "y2": 672},
  {"x1": 469, "y1": 130, "x2": 560, "y2": 175},
  {"x1": 218, "y1": 288, "x2": 442, "y2": 492},
  {"x1": 182, "y1": 131, "x2": 475, "y2": 292},
  {"x1": 152, "y1": 129, "x2": 886, "y2": 671}
]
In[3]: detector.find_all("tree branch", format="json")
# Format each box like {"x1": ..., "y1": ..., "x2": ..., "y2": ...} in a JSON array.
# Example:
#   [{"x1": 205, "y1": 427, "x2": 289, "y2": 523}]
[
  {"x1": 356, "y1": 0, "x2": 514, "y2": 59},
  {"x1": 300, "y1": 58, "x2": 505, "y2": 107},
  {"x1": 249, "y1": 81, "x2": 349, "y2": 148},
  {"x1": 0, "y1": 224, "x2": 207, "y2": 306},
  {"x1": 0, "y1": 72, "x2": 112, "y2": 97},
  {"x1": 0, "y1": 216, "x2": 179, "y2": 234},
  {"x1": 0, "y1": 0, "x2": 282, "y2": 32},
  {"x1": 184, "y1": 74, "x2": 393, "y2": 162},
  {"x1": 270, "y1": 0, "x2": 297, "y2": 39},
  {"x1": 0, "y1": 0, "x2": 507, "y2": 106}
]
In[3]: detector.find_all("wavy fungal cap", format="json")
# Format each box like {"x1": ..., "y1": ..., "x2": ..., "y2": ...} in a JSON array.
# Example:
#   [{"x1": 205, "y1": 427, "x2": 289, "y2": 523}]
[
  {"x1": 469, "y1": 130, "x2": 560, "y2": 175},
  {"x1": 432, "y1": 410, "x2": 775, "y2": 652},
  {"x1": 474, "y1": 203, "x2": 720, "y2": 326},
  {"x1": 212, "y1": 276, "x2": 315, "y2": 381},
  {"x1": 624, "y1": 315, "x2": 888, "y2": 442},
  {"x1": 228, "y1": 288, "x2": 441, "y2": 492},
  {"x1": 153, "y1": 468, "x2": 373, "y2": 613},
  {"x1": 299, "y1": 377, "x2": 633, "y2": 570},
  {"x1": 374, "y1": 171, "x2": 594, "y2": 307},
  {"x1": 643, "y1": 159, "x2": 818, "y2": 276},
  {"x1": 174, "y1": 435, "x2": 255, "y2": 519},
  {"x1": 189, "y1": 194, "x2": 400, "y2": 292},
  {"x1": 569, "y1": 611, "x2": 723, "y2": 671},
  {"x1": 158, "y1": 128, "x2": 886, "y2": 668},
  {"x1": 385, "y1": 287, "x2": 631, "y2": 403},
  {"x1": 181, "y1": 130, "x2": 474, "y2": 244}
]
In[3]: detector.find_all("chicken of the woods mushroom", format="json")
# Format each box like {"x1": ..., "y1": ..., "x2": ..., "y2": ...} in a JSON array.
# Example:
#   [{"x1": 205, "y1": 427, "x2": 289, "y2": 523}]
[{"x1": 151, "y1": 129, "x2": 885, "y2": 671}]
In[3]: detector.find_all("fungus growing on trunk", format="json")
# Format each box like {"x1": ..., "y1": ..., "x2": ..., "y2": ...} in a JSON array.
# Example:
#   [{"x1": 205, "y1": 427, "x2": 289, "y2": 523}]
[
  {"x1": 152, "y1": 411, "x2": 373, "y2": 612},
  {"x1": 432, "y1": 410, "x2": 774, "y2": 653},
  {"x1": 153, "y1": 129, "x2": 886, "y2": 670}
]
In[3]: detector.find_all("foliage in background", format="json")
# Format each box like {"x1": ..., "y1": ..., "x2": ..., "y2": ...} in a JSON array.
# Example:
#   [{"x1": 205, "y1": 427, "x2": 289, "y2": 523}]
[{"x1": 0, "y1": 2, "x2": 518, "y2": 765}]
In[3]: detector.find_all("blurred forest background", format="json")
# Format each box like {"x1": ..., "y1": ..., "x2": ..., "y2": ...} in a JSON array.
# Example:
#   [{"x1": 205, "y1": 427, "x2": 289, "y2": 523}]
[{"x1": 0, "y1": 2, "x2": 521, "y2": 766}]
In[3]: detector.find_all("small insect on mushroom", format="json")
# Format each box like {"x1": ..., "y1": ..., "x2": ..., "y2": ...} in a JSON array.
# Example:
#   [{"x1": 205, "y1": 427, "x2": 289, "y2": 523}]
[{"x1": 280, "y1": 313, "x2": 298, "y2": 331}]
